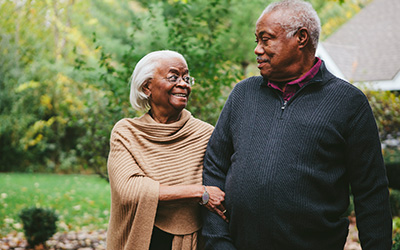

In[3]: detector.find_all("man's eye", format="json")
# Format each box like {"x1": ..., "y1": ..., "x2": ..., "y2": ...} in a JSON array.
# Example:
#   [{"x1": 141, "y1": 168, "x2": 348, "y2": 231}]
[
  {"x1": 183, "y1": 76, "x2": 190, "y2": 83},
  {"x1": 255, "y1": 37, "x2": 269, "y2": 44}
]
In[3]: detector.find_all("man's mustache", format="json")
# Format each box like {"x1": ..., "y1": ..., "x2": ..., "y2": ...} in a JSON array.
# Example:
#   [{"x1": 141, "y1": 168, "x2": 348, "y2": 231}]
[{"x1": 256, "y1": 57, "x2": 269, "y2": 63}]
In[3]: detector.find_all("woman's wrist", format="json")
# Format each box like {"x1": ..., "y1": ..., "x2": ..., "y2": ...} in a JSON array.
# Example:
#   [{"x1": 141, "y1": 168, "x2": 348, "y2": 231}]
[
  {"x1": 198, "y1": 185, "x2": 209, "y2": 205},
  {"x1": 198, "y1": 185, "x2": 204, "y2": 199}
]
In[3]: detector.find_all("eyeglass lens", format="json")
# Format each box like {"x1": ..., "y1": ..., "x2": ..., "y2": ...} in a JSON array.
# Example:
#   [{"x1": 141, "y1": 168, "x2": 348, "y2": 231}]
[{"x1": 167, "y1": 75, "x2": 194, "y2": 86}]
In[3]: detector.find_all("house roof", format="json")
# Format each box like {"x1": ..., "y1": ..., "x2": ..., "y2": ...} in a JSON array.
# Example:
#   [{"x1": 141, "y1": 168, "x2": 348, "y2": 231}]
[{"x1": 320, "y1": 0, "x2": 400, "y2": 89}]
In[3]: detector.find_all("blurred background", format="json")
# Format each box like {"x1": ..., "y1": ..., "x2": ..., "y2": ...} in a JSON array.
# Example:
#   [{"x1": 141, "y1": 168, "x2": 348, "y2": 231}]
[{"x1": 0, "y1": 0, "x2": 399, "y2": 249}]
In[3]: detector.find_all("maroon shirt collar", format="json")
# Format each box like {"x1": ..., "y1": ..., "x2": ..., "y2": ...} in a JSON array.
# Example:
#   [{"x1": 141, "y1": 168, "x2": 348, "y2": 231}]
[{"x1": 267, "y1": 57, "x2": 322, "y2": 101}]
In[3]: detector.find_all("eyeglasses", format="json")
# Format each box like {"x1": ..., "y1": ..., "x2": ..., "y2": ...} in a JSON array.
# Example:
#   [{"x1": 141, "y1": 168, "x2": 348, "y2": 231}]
[{"x1": 163, "y1": 75, "x2": 195, "y2": 86}]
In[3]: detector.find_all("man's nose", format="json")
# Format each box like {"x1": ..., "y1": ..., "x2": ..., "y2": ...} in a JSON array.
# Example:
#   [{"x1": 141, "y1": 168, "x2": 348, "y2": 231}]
[{"x1": 254, "y1": 43, "x2": 263, "y2": 55}]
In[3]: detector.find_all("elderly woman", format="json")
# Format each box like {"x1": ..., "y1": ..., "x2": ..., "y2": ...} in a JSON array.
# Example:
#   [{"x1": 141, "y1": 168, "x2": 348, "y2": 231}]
[{"x1": 106, "y1": 50, "x2": 226, "y2": 250}]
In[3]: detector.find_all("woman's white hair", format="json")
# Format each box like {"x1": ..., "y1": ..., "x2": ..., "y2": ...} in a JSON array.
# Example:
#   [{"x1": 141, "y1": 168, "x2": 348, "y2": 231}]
[
  {"x1": 259, "y1": 0, "x2": 321, "y2": 49},
  {"x1": 129, "y1": 50, "x2": 187, "y2": 111}
]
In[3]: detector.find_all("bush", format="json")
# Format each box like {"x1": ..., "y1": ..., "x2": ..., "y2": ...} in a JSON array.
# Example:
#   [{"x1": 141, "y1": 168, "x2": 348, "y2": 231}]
[
  {"x1": 391, "y1": 189, "x2": 400, "y2": 217},
  {"x1": 393, "y1": 233, "x2": 400, "y2": 250},
  {"x1": 394, "y1": 217, "x2": 400, "y2": 235},
  {"x1": 19, "y1": 206, "x2": 58, "y2": 249}
]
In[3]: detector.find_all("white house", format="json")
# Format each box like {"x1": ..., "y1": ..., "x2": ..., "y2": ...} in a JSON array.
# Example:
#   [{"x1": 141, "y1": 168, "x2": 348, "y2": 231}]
[{"x1": 317, "y1": 0, "x2": 400, "y2": 91}]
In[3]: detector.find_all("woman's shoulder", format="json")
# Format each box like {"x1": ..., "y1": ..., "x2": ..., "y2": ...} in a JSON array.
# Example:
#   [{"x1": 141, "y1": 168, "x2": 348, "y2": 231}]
[
  {"x1": 111, "y1": 117, "x2": 138, "y2": 133},
  {"x1": 113, "y1": 117, "x2": 132, "y2": 127},
  {"x1": 192, "y1": 117, "x2": 214, "y2": 131},
  {"x1": 186, "y1": 112, "x2": 214, "y2": 135},
  {"x1": 188, "y1": 117, "x2": 214, "y2": 142}
]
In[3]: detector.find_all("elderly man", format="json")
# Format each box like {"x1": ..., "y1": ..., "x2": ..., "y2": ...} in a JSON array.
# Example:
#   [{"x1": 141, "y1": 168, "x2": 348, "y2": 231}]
[{"x1": 201, "y1": 0, "x2": 392, "y2": 249}]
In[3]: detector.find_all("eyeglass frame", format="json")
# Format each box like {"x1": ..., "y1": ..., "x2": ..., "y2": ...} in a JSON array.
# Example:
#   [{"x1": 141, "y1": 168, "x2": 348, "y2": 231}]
[{"x1": 159, "y1": 74, "x2": 195, "y2": 87}]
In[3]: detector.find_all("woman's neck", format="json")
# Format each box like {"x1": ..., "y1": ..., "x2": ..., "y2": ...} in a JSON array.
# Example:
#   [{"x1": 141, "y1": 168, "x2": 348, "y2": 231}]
[{"x1": 149, "y1": 109, "x2": 182, "y2": 124}]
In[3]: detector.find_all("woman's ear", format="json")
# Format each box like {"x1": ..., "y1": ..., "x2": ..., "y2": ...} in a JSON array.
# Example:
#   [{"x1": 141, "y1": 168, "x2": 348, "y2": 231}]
[
  {"x1": 297, "y1": 27, "x2": 310, "y2": 48},
  {"x1": 142, "y1": 80, "x2": 151, "y2": 97}
]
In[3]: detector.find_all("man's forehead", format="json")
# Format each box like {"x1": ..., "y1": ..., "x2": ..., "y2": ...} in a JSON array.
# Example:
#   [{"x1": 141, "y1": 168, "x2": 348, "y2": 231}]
[{"x1": 255, "y1": 13, "x2": 285, "y2": 35}]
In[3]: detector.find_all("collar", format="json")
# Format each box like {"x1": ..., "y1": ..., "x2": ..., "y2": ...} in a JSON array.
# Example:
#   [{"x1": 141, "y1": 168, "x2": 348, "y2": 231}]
[{"x1": 267, "y1": 57, "x2": 322, "y2": 91}]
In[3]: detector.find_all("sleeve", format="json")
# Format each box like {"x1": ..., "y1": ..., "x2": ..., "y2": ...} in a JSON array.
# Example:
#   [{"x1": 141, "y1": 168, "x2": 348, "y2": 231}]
[
  {"x1": 202, "y1": 95, "x2": 237, "y2": 250},
  {"x1": 344, "y1": 99, "x2": 392, "y2": 250},
  {"x1": 107, "y1": 121, "x2": 160, "y2": 249}
]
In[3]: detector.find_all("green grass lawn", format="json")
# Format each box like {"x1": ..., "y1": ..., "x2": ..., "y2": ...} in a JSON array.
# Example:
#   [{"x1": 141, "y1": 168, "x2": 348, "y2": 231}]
[{"x1": 0, "y1": 173, "x2": 110, "y2": 236}]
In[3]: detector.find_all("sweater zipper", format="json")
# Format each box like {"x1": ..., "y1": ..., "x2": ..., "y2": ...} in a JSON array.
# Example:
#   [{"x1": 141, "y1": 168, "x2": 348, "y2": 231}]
[
  {"x1": 277, "y1": 79, "x2": 321, "y2": 119},
  {"x1": 280, "y1": 100, "x2": 287, "y2": 119}
]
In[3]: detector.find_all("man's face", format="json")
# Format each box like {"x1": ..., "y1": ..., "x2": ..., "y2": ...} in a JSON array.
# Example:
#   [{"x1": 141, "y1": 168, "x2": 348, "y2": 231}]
[{"x1": 255, "y1": 11, "x2": 300, "y2": 82}]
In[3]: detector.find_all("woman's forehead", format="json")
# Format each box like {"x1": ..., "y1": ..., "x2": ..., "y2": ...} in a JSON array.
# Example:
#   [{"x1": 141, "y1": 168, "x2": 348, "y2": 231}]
[{"x1": 157, "y1": 57, "x2": 188, "y2": 73}]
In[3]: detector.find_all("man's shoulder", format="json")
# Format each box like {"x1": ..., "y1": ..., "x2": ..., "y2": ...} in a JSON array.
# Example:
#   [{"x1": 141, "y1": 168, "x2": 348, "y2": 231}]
[
  {"x1": 318, "y1": 64, "x2": 367, "y2": 100},
  {"x1": 326, "y1": 76, "x2": 367, "y2": 100},
  {"x1": 231, "y1": 76, "x2": 264, "y2": 94},
  {"x1": 236, "y1": 75, "x2": 264, "y2": 86}
]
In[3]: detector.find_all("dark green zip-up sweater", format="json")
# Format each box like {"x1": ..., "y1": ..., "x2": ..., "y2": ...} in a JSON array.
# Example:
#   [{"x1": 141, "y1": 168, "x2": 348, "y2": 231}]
[{"x1": 202, "y1": 62, "x2": 392, "y2": 250}]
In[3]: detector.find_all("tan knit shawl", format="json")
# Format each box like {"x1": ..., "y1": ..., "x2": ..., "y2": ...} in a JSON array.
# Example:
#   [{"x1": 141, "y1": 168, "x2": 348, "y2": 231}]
[{"x1": 106, "y1": 109, "x2": 214, "y2": 250}]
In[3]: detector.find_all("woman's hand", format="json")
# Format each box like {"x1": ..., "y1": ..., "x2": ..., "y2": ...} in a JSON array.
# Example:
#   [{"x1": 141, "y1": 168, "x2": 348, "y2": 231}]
[
  {"x1": 202, "y1": 186, "x2": 228, "y2": 222},
  {"x1": 158, "y1": 184, "x2": 228, "y2": 222}
]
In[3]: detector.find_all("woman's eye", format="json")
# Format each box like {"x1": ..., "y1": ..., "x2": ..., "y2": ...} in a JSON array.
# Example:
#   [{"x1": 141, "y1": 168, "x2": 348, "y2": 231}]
[{"x1": 168, "y1": 75, "x2": 179, "y2": 82}]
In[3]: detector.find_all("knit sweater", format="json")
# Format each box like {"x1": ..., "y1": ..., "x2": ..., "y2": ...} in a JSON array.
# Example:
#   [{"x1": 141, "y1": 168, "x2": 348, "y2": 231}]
[
  {"x1": 202, "y1": 62, "x2": 392, "y2": 250},
  {"x1": 107, "y1": 109, "x2": 214, "y2": 250}
]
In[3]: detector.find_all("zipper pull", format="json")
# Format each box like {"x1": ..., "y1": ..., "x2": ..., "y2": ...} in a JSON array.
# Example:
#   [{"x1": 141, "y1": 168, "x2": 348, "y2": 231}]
[{"x1": 281, "y1": 100, "x2": 287, "y2": 110}]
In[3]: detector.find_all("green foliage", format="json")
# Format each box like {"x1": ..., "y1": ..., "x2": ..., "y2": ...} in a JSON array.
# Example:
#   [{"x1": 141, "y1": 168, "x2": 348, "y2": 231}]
[
  {"x1": 160, "y1": 0, "x2": 241, "y2": 123},
  {"x1": 390, "y1": 189, "x2": 400, "y2": 218},
  {"x1": 365, "y1": 91, "x2": 400, "y2": 140},
  {"x1": 394, "y1": 217, "x2": 400, "y2": 236},
  {"x1": 0, "y1": 0, "x2": 378, "y2": 177},
  {"x1": 19, "y1": 206, "x2": 58, "y2": 248},
  {"x1": 81, "y1": 0, "x2": 244, "y2": 125},
  {"x1": 393, "y1": 233, "x2": 400, "y2": 250},
  {"x1": 0, "y1": 0, "x2": 100, "y2": 173},
  {"x1": 0, "y1": 173, "x2": 110, "y2": 236},
  {"x1": 315, "y1": 0, "x2": 373, "y2": 40},
  {"x1": 384, "y1": 148, "x2": 400, "y2": 166}
]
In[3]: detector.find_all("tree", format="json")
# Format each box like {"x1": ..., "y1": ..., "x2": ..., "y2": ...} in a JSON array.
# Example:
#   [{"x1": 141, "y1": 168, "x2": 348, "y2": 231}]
[
  {"x1": 0, "y1": 0, "x2": 375, "y2": 176},
  {"x1": 364, "y1": 91, "x2": 400, "y2": 140}
]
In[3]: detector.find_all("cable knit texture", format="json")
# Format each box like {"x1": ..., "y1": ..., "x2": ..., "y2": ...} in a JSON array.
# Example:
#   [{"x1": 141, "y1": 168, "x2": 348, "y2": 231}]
[
  {"x1": 107, "y1": 109, "x2": 214, "y2": 250},
  {"x1": 202, "y1": 62, "x2": 392, "y2": 250}
]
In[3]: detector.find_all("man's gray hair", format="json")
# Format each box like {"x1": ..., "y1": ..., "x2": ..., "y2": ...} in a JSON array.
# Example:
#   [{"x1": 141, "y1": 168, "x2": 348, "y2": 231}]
[
  {"x1": 260, "y1": 0, "x2": 321, "y2": 49},
  {"x1": 129, "y1": 50, "x2": 187, "y2": 111}
]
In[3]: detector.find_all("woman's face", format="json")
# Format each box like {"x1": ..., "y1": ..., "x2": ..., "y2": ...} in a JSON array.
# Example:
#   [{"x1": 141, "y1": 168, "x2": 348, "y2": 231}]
[{"x1": 145, "y1": 57, "x2": 192, "y2": 117}]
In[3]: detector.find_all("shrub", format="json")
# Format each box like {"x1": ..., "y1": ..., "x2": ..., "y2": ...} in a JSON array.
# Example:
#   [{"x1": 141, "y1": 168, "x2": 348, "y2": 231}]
[
  {"x1": 19, "y1": 206, "x2": 58, "y2": 249},
  {"x1": 393, "y1": 233, "x2": 400, "y2": 250},
  {"x1": 394, "y1": 217, "x2": 400, "y2": 235},
  {"x1": 390, "y1": 189, "x2": 400, "y2": 218}
]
